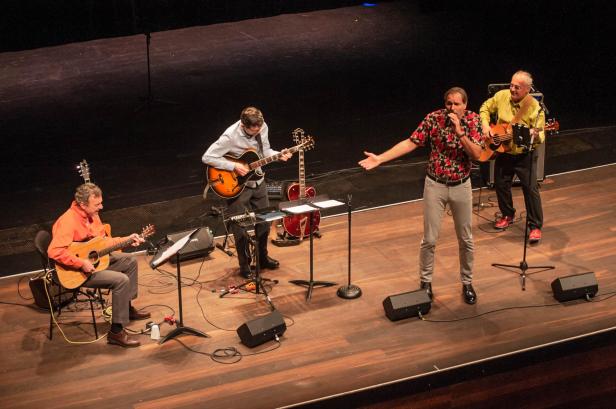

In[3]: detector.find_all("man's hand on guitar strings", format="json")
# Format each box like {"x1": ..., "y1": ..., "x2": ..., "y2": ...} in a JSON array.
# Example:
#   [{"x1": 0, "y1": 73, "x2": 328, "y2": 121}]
[
  {"x1": 234, "y1": 162, "x2": 249, "y2": 176},
  {"x1": 279, "y1": 148, "x2": 293, "y2": 162},
  {"x1": 81, "y1": 259, "x2": 96, "y2": 273}
]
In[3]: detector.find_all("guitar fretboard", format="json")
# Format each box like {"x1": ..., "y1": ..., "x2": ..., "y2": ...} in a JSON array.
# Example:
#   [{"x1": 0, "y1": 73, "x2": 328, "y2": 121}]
[
  {"x1": 298, "y1": 149, "x2": 306, "y2": 199},
  {"x1": 97, "y1": 226, "x2": 154, "y2": 256},
  {"x1": 248, "y1": 144, "x2": 306, "y2": 170}
]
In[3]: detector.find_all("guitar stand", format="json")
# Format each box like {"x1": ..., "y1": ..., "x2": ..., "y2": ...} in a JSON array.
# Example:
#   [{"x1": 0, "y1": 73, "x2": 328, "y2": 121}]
[
  {"x1": 471, "y1": 162, "x2": 494, "y2": 213},
  {"x1": 271, "y1": 226, "x2": 322, "y2": 247},
  {"x1": 490, "y1": 143, "x2": 554, "y2": 290},
  {"x1": 271, "y1": 230, "x2": 301, "y2": 247},
  {"x1": 473, "y1": 184, "x2": 494, "y2": 213}
]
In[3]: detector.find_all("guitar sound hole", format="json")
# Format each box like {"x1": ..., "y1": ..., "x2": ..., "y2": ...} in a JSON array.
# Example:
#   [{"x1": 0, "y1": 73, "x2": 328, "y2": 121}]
[{"x1": 88, "y1": 251, "x2": 99, "y2": 264}]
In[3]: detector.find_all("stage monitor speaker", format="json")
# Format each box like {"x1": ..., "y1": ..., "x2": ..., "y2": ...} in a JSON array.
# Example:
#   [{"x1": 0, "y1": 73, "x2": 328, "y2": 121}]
[
  {"x1": 383, "y1": 289, "x2": 432, "y2": 321},
  {"x1": 166, "y1": 227, "x2": 214, "y2": 262},
  {"x1": 237, "y1": 310, "x2": 287, "y2": 348},
  {"x1": 551, "y1": 272, "x2": 598, "y2": 302},
  {"x1": 488, "y1": 142, "x2": 546, "y2": 186}
]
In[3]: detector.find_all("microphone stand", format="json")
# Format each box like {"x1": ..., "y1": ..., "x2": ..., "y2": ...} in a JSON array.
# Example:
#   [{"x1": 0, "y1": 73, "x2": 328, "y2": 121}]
[
  {"x1": 134, "y1": 31, "x2": 179, "y2": 113},
  {"x1": 491, "y1": 113, "x2": 554, "y2": 290},
  {"x1": 220, "y1": 214, "x2": 276, "y2": 311},
  {"x1": 215, "y1": 206, "x2": 234, "y2": 257},
  {"x1": 337, "y1": 194, "x2": 362, "y2": 299}
]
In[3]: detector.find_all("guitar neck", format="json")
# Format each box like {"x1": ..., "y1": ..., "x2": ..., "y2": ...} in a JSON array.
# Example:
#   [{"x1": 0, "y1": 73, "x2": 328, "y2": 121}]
[
  {"x1": 99, "y1": 236, "x2": 137, "y2": 257},
  {"x1": 298, "y1": 149, "x2": 306, "y2": 198},
  {"x1": 248, "y1": 145, "x2": 303, "y2": 170}
]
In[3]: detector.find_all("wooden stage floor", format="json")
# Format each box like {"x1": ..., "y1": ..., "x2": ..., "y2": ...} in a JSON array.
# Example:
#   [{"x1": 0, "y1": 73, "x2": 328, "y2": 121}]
[{"x1": 1, "y1": 164, "x2": 615, "y2": 409}]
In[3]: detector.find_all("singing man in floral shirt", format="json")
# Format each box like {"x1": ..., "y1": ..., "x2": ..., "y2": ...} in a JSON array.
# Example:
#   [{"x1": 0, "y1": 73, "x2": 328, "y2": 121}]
[{"x1": 359, "y1": 87, "x2": 484, "y2": 304}]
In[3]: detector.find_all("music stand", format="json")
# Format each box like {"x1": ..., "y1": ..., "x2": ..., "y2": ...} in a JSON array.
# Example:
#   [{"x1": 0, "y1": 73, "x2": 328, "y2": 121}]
[
  {"x1": 150, "y1": 228, "x2": 209, "y2": 343},
  {"x1": 491, "y1": 122, "x2": 554, "y2": 290},
  {"x1": 281, "y1": 195, "x2": 342, "y2": 301}
]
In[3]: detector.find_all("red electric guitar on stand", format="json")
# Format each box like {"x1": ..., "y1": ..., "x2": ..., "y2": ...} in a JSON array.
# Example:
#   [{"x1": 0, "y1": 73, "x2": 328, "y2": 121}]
[{"x1": 282, "y1": 128, "x2": 320, "y2": 240}]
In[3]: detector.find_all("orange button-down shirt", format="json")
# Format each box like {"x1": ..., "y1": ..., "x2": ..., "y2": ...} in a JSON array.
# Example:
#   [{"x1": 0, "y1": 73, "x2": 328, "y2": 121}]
[{"x1": 48, "y1": 201, "x2": 121, "y2": 269}]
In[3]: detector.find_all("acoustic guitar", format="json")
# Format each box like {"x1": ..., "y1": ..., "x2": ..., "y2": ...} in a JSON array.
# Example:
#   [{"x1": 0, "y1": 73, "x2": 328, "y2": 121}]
[
  {"x1": 206, "y1": 137, "x2": 315, "y2": 199},
  {"x1": 478, "y1": 119, "x2": 559, "y2": 162},
  {"x1": 56, "y1": 225, "x2": 155, "y2": 289},
  {"x1": 282, "y1": 129, "x2": 320, "y2": 239}
]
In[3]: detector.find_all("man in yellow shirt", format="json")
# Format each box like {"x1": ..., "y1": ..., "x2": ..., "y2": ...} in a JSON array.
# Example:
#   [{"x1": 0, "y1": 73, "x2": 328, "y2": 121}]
[{"x1": 479, "y1": 71, "x2": 545, "y2": 243}]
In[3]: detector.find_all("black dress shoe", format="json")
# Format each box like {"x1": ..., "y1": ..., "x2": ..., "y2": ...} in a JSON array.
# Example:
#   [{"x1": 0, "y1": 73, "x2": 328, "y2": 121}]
[
  {"x1": 129, "y1": 306, "x2": 151, "y2": 321},
  {"x1": 239, "y1": 266, "x2": 253, "y2": 279},
  {"x1": 259, "y1": 255, "x2": 280, "y2": 270},
  {"x1": 462, "y1": 284, "x2": 477, "y2": 305},
  {"x1": 420, "y1": 281, "x2": 433, "y2": 299},
  {"x1": 107, "y1": 329, "x2": 141, "y2": 347}
]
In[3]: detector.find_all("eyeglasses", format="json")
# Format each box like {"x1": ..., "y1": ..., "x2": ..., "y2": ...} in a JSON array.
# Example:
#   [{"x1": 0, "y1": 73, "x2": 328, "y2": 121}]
[{"x1": 509, "y1": 83, "x2": 525, "y2": 90}]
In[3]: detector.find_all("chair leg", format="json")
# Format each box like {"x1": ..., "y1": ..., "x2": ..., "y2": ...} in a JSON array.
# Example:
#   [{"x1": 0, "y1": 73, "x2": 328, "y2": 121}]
[
  {"x1": 48, "y1": 308, "x2": 54, "y2": 340},
  {"x1": 97, "y1": 289, "x2": 106, "y2": 309},
  {"x1": 48, "y1": 281, "x2": 59, "y2": 341},
  {"x1": 89, "y1": 299, "x2": 98, "y2": 339}
]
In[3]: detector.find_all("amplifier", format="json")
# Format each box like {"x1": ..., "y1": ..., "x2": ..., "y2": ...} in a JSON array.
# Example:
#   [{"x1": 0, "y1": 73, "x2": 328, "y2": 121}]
[
  {"x1": 166, "y1": 227, "x2": 214, "y2": 262},
  {"x1": 486, "y1": 142, "x2": 546, "y2": 187},
  {"x1": 266, "y1": 180, "x2": 285, "y2": 200}
]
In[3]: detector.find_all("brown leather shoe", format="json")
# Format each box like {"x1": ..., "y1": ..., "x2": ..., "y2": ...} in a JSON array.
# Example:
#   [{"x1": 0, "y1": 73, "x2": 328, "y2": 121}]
[
  {"x1": 107, "y1": 329, "x2": 141, "y2": 347},
  {"x1": 129, "y1": 306, "x2": 151, "y2": 321}
]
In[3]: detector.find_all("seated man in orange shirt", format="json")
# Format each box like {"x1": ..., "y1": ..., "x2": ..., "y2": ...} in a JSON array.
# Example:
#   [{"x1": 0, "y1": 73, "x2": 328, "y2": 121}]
[{"x1": 48, "y1": 183, "x2": 151, "y2": 347}]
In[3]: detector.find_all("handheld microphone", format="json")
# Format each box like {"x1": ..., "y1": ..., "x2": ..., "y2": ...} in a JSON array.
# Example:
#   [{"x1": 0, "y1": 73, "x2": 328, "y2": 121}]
[{"x1": 445, "y1": 109, "x2": 453, "y2": 127}]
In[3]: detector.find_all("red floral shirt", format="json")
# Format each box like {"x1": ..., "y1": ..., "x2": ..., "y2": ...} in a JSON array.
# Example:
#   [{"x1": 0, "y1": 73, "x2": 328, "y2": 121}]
[{"x1": 409, "y1": 109, "x2": 484, "y2": 181}]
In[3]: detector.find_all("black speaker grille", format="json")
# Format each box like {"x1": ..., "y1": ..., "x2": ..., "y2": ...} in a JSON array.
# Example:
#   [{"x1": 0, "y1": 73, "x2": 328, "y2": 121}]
[
  {"x1": 383, "y1": 290, "x2": 431, "y2": 321},
  {"x1": 237, "y1": 310, "x2": 287, "y2": 348}
]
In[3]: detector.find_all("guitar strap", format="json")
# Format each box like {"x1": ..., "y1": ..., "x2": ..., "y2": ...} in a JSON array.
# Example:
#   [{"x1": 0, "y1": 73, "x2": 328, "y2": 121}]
[
  {"x1": 254, "y1": 133, "x2": 266, "y2": 183},
  {"x1": 510, "y1": 94, "x2": 533, "y2": 125},
  {"x1": 510, "y1": 94, "x2": 536, "y2": 150},
  {"x1": 255, "y1": 133, "x2": 264, "y2": 156}
]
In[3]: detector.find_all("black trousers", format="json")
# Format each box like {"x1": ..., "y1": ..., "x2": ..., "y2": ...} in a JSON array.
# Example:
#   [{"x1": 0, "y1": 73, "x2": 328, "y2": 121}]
[
  {"x1": 494, "y1": 150, "x2": 544, "y2": 230},
  {"x1": 226, "y1": 182, "x2": 270, "y2": 270}
]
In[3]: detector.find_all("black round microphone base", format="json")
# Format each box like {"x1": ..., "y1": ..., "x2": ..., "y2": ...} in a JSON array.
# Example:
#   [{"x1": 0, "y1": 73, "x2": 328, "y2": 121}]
[{"x1": 337, "y1": 284, "x2": 362, "y2": 299}]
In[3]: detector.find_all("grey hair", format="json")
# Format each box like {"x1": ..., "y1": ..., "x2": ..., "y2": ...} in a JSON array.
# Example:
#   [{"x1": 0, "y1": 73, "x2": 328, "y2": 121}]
[
  {"x1": 513, "y1": 70, "x2": 533, "y2": 87},
  {"x1": 75, "y1": 183, "x2": 102, "y2": 205}
]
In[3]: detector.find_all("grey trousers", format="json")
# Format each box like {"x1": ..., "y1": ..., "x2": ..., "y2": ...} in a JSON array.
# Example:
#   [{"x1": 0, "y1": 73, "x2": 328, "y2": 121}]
[
  {"x1": 83, "y1": 252, "x2": 139, "y2": 325},
  {"x1": 419, "y1": 177, "x2": 474, "y2": 285}
]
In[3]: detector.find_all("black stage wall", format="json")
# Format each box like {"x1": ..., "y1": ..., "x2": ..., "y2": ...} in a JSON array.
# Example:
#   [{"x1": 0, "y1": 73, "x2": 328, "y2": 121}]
[{"x1": 0, "y1": 1, "x2": 614, "y2": 231}]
